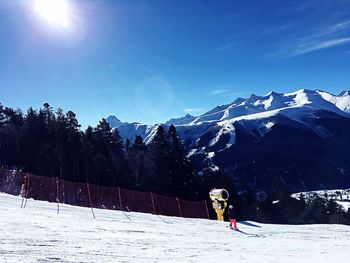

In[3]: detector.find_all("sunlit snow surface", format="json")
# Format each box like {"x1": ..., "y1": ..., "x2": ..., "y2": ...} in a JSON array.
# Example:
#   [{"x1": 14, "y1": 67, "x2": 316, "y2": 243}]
[{"x1": 1, "y1": 193, "x2": 349, "y2": 262}]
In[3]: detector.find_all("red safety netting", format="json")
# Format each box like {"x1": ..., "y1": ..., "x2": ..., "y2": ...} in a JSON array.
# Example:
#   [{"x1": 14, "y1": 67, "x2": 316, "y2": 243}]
[
  {"x1": 0, "y1": 168, "x2": 209, "y2": 219},
  {"x1": 120, "y1": 188, "x2": 154, "y2": 214},
  {"x1": 179, "y1": 198, "x2": 209, "y2": 219},
  {"x1": 0, "y1": 168, "x2": 25, "y2": 196},
  {"x1": 62, "y1": 181, "x2": 89, "y2": 207},
  {"x1": 27, "y1": 175, "x2": 58, "y2": 203},
  {"x1": 89, "y1": 184, "x2": 120, "y2": 210},
  {"x1": 153, "y1": 193, "x2": 180, "y2": 217}
]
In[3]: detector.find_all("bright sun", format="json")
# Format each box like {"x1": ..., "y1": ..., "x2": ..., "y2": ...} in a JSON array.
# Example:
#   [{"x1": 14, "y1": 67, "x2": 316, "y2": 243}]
[{"x1": 33, "y1": 0, "x2": 72, "y2": 29}]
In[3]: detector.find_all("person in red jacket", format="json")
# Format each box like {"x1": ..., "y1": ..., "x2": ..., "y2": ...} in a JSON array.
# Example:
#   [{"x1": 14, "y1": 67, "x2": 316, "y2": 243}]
[{"x1": 228, "y1": 205, "x2": 237, "y2": 229}]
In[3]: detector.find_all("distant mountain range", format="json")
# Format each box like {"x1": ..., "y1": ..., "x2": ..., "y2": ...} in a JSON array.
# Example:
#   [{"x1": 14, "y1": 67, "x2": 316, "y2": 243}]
[{"x1": 107, "y1": 89, "x2": 350, "y2": 193}]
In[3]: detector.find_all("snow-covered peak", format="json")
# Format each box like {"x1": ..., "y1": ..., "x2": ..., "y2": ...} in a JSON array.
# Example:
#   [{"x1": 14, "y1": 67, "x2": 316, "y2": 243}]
[
  {"x1": 106, "y1": 89, "x2": 350, "y2": 130},
  {"x1": 106, "y1": 115, "x2": 125, "y2": 128},
  {"x1": 339, "y1": 90, "x2": 350, "y2": 97},
  {"x1": 316, "y1": 90, "x2": 350, "y2": 113},
  {"x1": 190, "y1": 89, "x2": 350, "y2": 125},
  {"x1": 165, "y1": 114, "x2": 196, "y2": 125}
]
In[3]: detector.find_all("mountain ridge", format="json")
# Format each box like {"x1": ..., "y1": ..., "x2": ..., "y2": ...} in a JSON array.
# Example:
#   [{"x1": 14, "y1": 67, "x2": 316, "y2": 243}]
[
  {"x1": 108, "y1": 89, "x2": 350, "y2": 128},
  {"x1": 107, "y1": 89, "x2": 350, "y2": 145}
]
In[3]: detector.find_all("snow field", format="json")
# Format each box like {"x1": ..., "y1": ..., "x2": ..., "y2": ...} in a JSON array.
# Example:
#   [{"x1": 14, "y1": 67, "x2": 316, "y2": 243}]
[{"x1": 0, "y1": 193, "x2": 349, "y2": 263}]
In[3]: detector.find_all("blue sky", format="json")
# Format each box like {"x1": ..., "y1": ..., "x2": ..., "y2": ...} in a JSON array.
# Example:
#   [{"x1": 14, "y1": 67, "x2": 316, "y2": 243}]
[{"x1": 0, "y1": 0, "x2": 350, "y2": 127}]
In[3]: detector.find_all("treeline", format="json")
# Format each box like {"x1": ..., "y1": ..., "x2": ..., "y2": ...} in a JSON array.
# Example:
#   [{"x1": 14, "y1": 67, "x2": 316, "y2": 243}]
[{"x1": 0, "y1": 103, "x2": 230, "y2": 201}]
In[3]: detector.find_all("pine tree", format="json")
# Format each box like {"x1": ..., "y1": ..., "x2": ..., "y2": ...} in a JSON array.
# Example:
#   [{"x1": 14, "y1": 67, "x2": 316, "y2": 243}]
[
  {"x1": 0, "y1": 105, "x2": 23, "y2": 167},
  {"x1": 54, "y1": 108, "x2": 67, "y2": 181},
  {"x1": 64, "y1": 110, "x2": 82, "y2": 182},
  {"x1": 150, "y1": 125, "x2": 171, "y2": 194},
  {"x1": 167, "y1": 125, "x2": 194, "y2": 198},
  {"x1": 133, "y1": 135, "x2": 147, "y2": 151},
  {"x1": 124, "y1": 135, "x2": 148, "y2": 189},
  {"x1": 125, "y1": 138, "x2": 131, "y2": 150}
]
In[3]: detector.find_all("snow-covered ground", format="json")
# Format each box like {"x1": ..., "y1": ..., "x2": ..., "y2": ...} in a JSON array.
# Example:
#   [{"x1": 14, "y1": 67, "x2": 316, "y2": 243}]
[{"x1": 1, "y1": 192, "x2": 349, "y2": 263}]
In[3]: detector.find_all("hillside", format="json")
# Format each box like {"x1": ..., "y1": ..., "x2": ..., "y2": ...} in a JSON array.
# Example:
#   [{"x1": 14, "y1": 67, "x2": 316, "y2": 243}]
[{"x1": 1, "y1": 192, "x2": 349, "y2": 262}]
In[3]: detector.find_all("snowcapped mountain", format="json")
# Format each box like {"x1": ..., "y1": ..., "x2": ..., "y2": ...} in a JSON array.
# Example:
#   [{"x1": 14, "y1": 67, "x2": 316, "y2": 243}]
[
  {"x1": 116, "y1": 122, "x2": 159, "y2": 144},
  {"x1": 191, "y1": 89, "x2": 349, "y2": 124},
  {"x1": 105, "y1": 116, "x2": 159, "y2": 144},
  {"x1": 165, "y1": 114, "x2": 196, "y2": 125},
  {"x1": 108, "y1": 89, "x2": 350, "y2": 148},
  {"x1": 106, "y1": 115, "x2": 125, "y2": 128},
  {"x1": 107, "y1": 89, "x2": 350, "y2": 192}
]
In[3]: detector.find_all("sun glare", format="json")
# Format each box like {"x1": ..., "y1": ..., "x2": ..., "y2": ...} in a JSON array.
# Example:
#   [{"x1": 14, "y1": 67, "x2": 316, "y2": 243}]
[{"x1": 33, "y1": 0, "x2": 72, "y2": 29}]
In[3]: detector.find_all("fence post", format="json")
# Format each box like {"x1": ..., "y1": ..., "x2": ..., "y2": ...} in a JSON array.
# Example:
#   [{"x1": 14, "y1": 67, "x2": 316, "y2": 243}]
[
  {"x1": 118, "y1": 187, "x2": 132, "y2": 222},
  {"x1": 150, "y1": 192, "x2": 156, "y2": 214},
  {"x1": 176, "y1": 197, "x2": 182, "y2": 217},
  {"x1": 86, "y1": 182, "x2": 96, "y2": 219},
  {"x1": 118, "y1": 187, "x2": 122, "y2": 210},
  {"x1": 23, "y1": 173, "x2": 30, "y2": 208},
  {"x1": 56, "y1": 177, "x2": 60, "y2": 214},
  {"x1": 25, "y1": 173, "x2": 30, "y2": 197},
  {"x1": 204, "y1": 199, "x2": 210, "y2": 219},
  {"x1": 20, "y1": 173, "x2": 28, "y2": 208}
]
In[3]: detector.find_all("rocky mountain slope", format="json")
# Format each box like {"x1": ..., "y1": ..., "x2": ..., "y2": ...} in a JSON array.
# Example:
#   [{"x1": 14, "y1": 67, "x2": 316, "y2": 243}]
[{"x1": 107, "y1": 89, "x2": 350, "y2": 192}]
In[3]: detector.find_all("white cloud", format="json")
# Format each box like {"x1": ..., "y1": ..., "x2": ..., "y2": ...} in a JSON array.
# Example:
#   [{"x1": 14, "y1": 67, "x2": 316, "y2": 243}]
[
  {"x1": 290, "y1": 37, "x2": 350, "y2": 57},
  {"x1": 210, "y1": 86, "x2": 247, "y2": 98},
  {"x1": 329, "y1": 20, "x2": 350, "y2": 32},
  {"x1": 183, "y1": 108, "x2": 205, "y2": 113},
  {"x1": 272, "y1": 18, "x2": 350, "y2": 58},
  {"x1": 216, "y1": 43, "x2": 234, "y2": 51},
  {"x1": 211, "y1": 89, "x2": 228, "y2": 95},
  {"x1": 260, "y1": 23, "x2": 292, "y2": 36}
]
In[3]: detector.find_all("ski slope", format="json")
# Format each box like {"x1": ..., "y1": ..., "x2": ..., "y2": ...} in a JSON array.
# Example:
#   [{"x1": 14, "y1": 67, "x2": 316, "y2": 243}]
[{"x1": 0, "y1": 193, "x2": 349, "y2": 263}]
